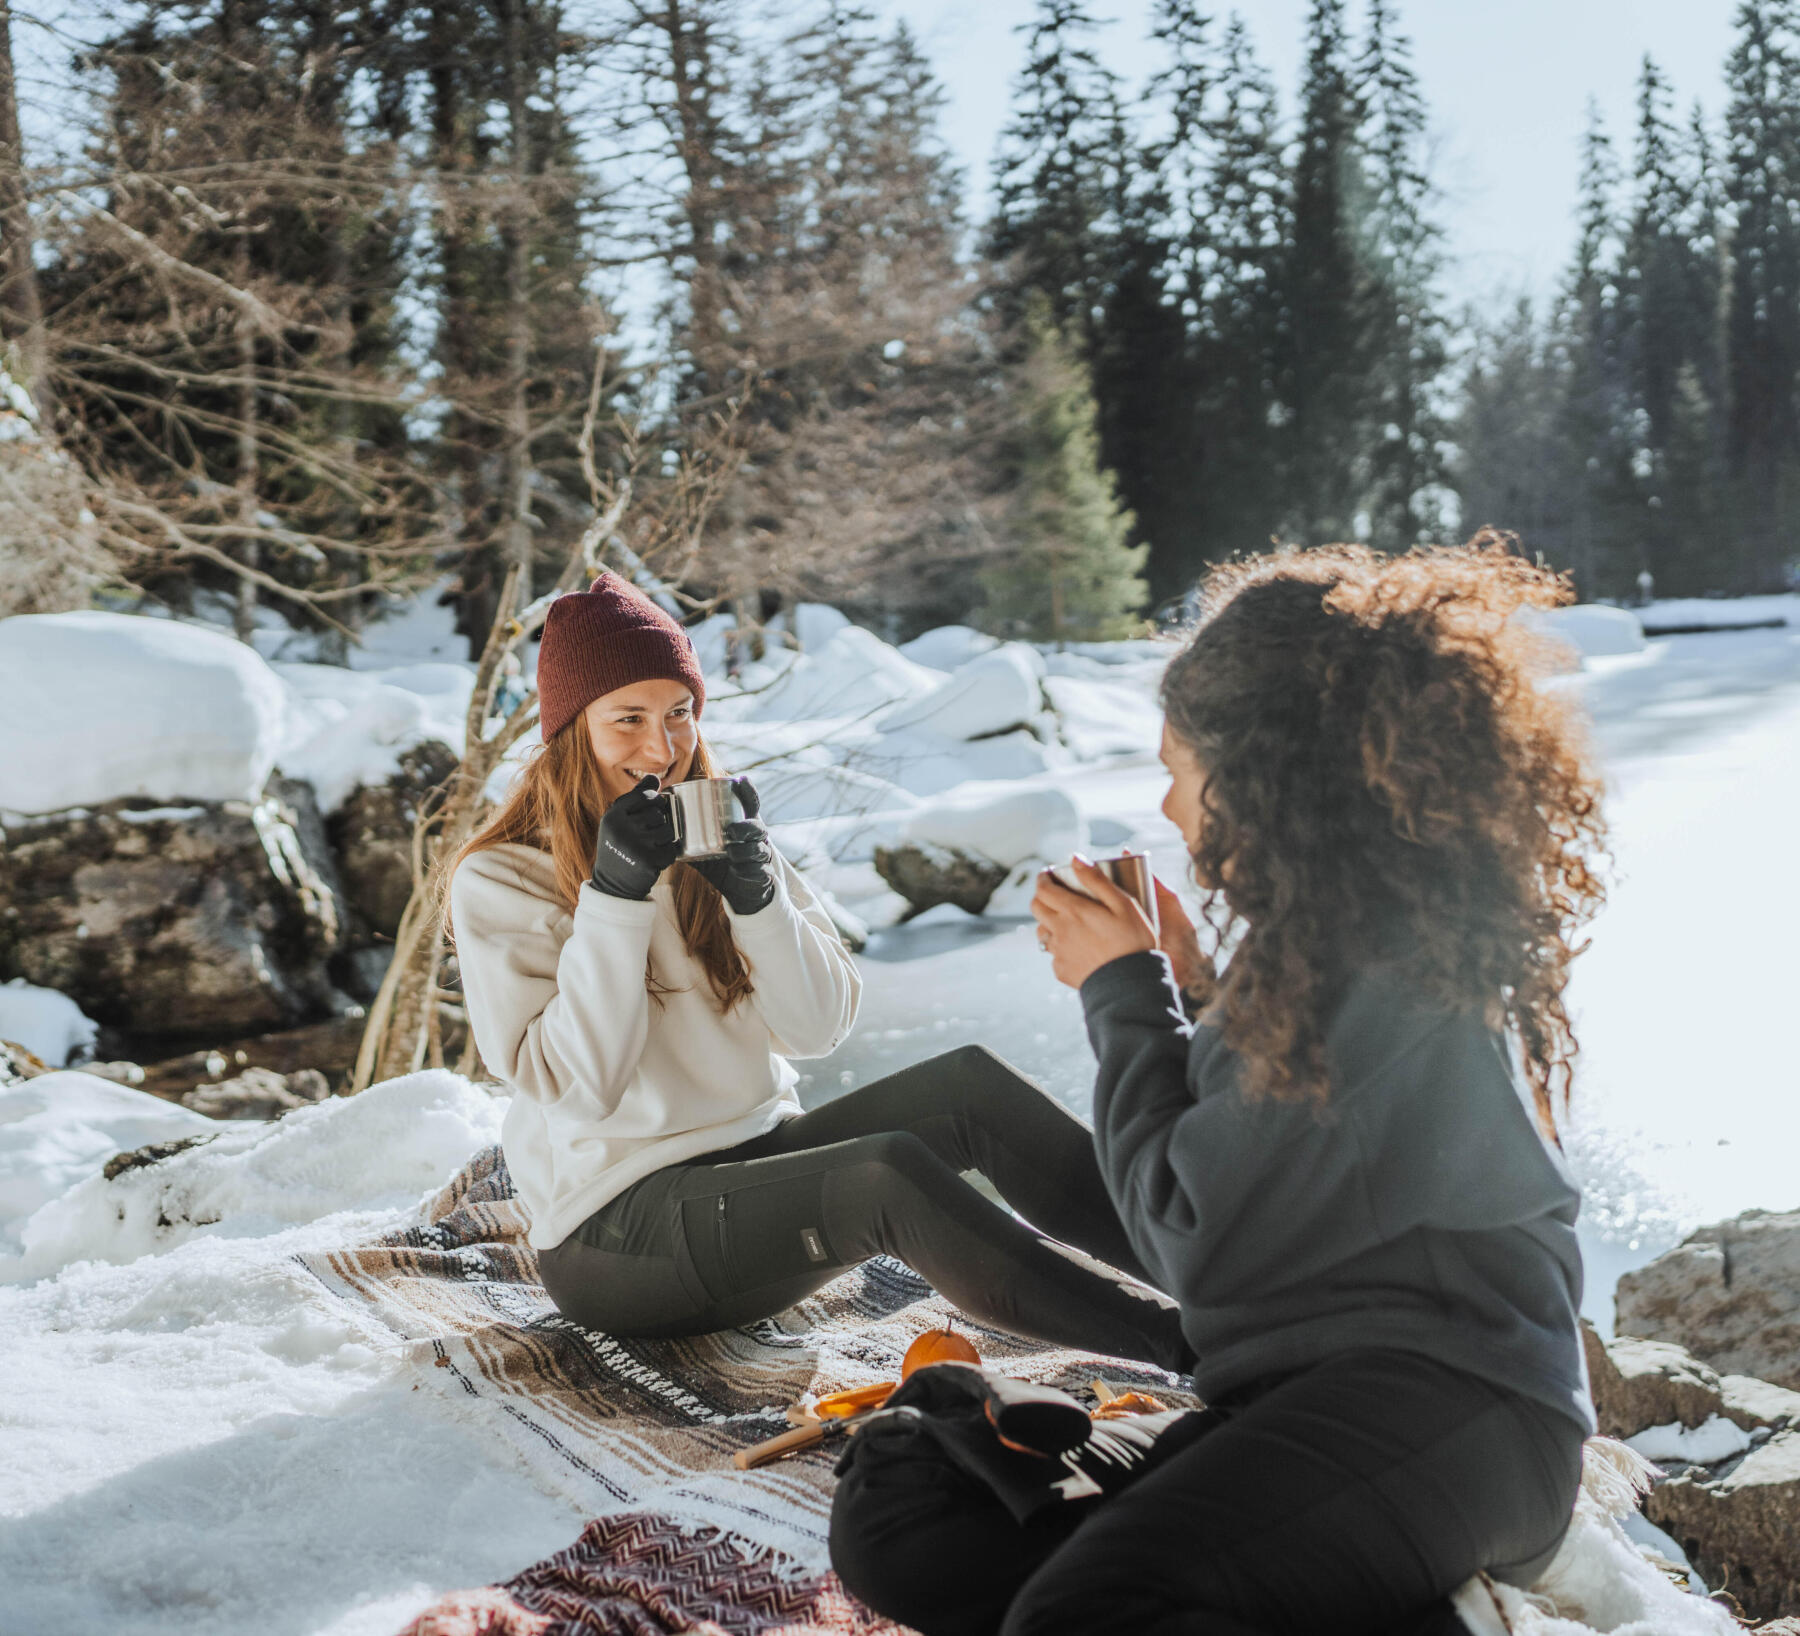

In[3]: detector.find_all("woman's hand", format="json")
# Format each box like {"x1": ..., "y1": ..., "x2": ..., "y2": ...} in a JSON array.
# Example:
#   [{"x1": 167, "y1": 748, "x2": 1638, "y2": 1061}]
[
  {"x1": 1153, "y1": 877, "x2": 1215, "y2": 1002},
  {"x1": 687, "y1": 776, "x2": 777, "y2": 915},
  {"x1": 1030, "y1": 857, "x2": 1156, "y2": 990},
  {"x1": 590, "y1": 775, "x2": 681, "y2": 900}
]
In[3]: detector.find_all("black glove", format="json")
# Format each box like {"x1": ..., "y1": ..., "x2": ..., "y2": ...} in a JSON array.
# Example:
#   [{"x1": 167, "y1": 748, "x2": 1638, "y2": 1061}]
[
  {"x1": 686, "y1": 776, "x2": 777, "y2": 916},
  {"x1": 590, "y1": 774, "x2": 681, "y2": 900}
]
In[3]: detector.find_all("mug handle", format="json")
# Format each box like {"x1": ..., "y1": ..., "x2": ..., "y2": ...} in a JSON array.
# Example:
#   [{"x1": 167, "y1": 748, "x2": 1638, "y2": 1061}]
[{"x1": 665, "y1": 788, "x2": 686, "y2": 850}]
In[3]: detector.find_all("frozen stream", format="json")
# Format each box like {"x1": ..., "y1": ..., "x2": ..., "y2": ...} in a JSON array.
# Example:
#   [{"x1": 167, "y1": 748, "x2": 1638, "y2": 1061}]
[{"x1": 794, "y1": 620, "x2": 1800, "y2": 1327}]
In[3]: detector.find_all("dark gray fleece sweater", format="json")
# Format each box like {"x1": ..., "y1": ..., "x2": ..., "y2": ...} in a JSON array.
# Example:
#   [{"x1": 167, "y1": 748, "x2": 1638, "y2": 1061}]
[{"x1": 1080, "y1": 951, "x2": 1595, "y2": 1434}]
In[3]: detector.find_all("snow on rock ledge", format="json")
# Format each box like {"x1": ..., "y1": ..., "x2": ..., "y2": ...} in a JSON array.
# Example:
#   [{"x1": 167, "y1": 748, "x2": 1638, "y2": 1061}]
[
  {"x1": 0, "y1": 610, "x2": 290, "y2": 812},
  {"x1": 7, "y1": 1070, "x2": 503, "y2": 1281}
]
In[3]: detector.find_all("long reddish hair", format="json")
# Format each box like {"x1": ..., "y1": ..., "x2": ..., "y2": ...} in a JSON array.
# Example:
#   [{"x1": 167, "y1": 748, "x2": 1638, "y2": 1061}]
[{"x1": 445, "y1": 725, "x2": 753, "y2": 1011}]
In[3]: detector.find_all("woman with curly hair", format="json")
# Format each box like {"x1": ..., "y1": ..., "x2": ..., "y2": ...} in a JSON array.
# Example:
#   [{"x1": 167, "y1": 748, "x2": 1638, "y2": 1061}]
[{"x1": 830, "y1": 539, "x2": 1606, "y2": 1636}]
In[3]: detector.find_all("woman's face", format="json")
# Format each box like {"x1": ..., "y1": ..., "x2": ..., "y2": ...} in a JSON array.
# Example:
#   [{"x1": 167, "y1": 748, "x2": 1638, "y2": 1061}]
[
  {"x1": 1159, "y1": 720, "x2": 1211, "y2": 859},
  {"x1": 583, "y1": 679, "x2": 698, "y2": 803}
]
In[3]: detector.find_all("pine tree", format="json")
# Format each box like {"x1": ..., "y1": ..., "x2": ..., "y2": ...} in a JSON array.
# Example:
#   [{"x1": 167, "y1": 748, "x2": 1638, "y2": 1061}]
[
  {"x1": 1281, "y1": 0, "x2": 1369, "y2": 545},
  {"x1": 982, "y1": 309, "x2": 1147, "y2": 643},
  {"x1": 988, "y1": 0, "x2": 1127, "y2": 352},
  {"x1": 1552, "y1": 103, "x2": 1638, "y2": 596},
  {"x1": 1161, "y1": 11, "x2": 1289, "y2": 582},
  {"x1": 1454, "y1": 299, "x2": 1571, "y2": 557},
  {"x1": 1721, "y1": 0, "x2": 1800, "y2": 591},
  {"x1": 1354, "y1": 0, "x2": 1449, "y2": 550}
]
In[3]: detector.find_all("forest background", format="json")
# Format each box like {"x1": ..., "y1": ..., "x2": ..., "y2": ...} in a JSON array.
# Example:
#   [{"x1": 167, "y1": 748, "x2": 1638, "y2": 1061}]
[{"x1": 1, "y1": 0, "x2": 1796, "y2": 655}]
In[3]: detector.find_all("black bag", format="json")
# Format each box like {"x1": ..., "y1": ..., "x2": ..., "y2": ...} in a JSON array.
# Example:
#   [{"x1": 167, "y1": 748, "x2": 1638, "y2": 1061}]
[{"x1": 834, "y1": 1362, "x2": 1202, "y2": 1524}]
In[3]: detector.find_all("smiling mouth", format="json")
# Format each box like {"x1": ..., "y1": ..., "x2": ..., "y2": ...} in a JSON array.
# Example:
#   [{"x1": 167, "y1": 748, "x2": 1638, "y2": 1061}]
[{"x1": 625, "y1": 767, "x2": 672, "y2": 787}]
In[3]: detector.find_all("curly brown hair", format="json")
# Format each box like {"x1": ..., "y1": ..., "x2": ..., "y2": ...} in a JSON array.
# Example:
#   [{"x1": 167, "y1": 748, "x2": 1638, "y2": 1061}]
[{"x1": 1160, "y1": 532, "x2": 1608, "y2": 1137}]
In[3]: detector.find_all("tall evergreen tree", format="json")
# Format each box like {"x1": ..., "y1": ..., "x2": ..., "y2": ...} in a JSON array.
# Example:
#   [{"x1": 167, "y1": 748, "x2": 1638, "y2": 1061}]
[
  {"x1": 988, "y1": 0, "x2": 1127, "y2": 352},
  {"x1": 1551, "y1": 103, "x2": 1637, "y2": 594},
  {"x1": 981, "y1": 307, "x2": 1147, "y2": 643},
  {"x1": 1161, "y1": 10, "x2": 1289, "y2": 584},
  {"x1": 1721, "y1": 0, "x2": 1800, "y2": 591},
  {"x1": 1281, "y1": 0, "x2": 1369, "y2": 545},
  {"x1": 1354, "y1": 0, "x2": 1449, "y2": 549}
]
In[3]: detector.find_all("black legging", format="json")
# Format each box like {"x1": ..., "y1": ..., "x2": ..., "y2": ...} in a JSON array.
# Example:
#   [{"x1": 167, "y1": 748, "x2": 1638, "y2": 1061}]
[
  {"x1": 535, "y1": 1045, "x2": 1192, "y2": 1375},
  {"x1": 829, "y1": 1348, "x2": 1585, "y2": 1636}
]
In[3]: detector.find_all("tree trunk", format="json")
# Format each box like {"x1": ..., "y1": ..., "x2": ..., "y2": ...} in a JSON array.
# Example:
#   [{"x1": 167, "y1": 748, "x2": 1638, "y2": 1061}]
[
  {"x1": 0, "y1": 0, "x2": 49, "y2": 421},
  {"x1": 233, "y1": 239, "x2": 261, "y2": 644},
  {"x1": 501, "y1": 0, "x2": 534, "y2": 601}
]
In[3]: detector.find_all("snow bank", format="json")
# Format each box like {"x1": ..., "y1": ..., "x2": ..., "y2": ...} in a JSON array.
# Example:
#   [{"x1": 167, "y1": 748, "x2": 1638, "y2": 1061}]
[
  {"x1": 735, "y1": 627, "x2": 945, "y2": 724},
  {"x1": 276, "y1": 660, "x2": 474, "y2": 812},
  {"x1": 0, "y1": 1072, "x2": 213, "y2": 1253},
  {"x1": 0, "y1": 610, "x2": 291, "y2": 812},
  {"x1": 1531, "y1": 604, "x2": 1648, "y2": 662},
  {"x1": 1046, "y1": 672, "x2": 1167, "y2": 760},
  {"x1": 899, "y1": 624, "x2": 999, "y2": 671},
  {"x1": 0, "y1": 979, "x2": 97, "y2": 1067},
  {"x1": 1639, "y1": 593, "x2": 1798, "y2": 631},
  {"x1": 9, "y1": 1071, "x2": 502, "y2": 1281},
  {"x1": 879, "y1": 643, "x2": 1046, "y2": 740}
]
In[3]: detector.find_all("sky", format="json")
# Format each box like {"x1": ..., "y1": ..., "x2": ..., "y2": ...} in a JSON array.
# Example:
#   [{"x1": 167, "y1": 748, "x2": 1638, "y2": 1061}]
[{"x1": 874, "y1": 0, "x2": 1742, "y2": 312}]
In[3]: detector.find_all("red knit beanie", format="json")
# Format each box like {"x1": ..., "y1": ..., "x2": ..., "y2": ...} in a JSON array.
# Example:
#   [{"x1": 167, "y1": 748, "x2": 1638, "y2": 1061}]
[{"x1": 536, "y1": 573, "x2": 707, "y2": 742}]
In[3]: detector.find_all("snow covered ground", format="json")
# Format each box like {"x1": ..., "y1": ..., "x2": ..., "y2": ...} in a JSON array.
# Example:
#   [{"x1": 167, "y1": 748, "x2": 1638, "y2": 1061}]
[{"x1": 1, "y1": 591, "x2": 1795, "y2": 1631}]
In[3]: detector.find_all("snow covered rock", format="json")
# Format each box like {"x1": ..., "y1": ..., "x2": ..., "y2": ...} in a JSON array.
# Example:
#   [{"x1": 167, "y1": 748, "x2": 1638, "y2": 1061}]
[
  {"x1": 878, "y1": 643, "x2": 1046, "y2": 741},
  {"x1": 1647, "y1": 1428, "x2": 1800, "y2": 1621},
  {"x1": 0, "y1": 610, "x2": 291, "y2": 812},
  {"x1": 9, "y1": 1070, "x2": 501, "y2": 1279},
  {"x1": 743, "y1": 627, "x2": 944, "y2": 724},
  {"x1": 872, "y1": 783, "x2": 1086, "y2": 917},
  {"x1": 275, "y1": 660, "x2": 473, "y2": 814},
  {"x1": 327, "y1": 739, "x2": 458, "y2": 939},
  {"x1": 0, "y1": 1070, "x2": 213, "y2": 1254},
  {"x1": 0, "y1": 978, "x2": 96, "y2": 1067},
  {"x1": 1615, "y1": 1209, "x2": 1800, "y2": 1391},
  {"x1": 0, "y1": 776, "x2": 348, "y2": 1039},
  {"x1": 1581, "y1": 1320, "x2": 1729, "y2": 1441},
  {"x1": 898, "y1": 782, "x2": 1084, "y2": 871},
  {"x1": 898, "y1": 624, "x2": 999, "y2": 671},
  {"x1": 872, "y1": 844, "x2": 1010, "y2": 918}
]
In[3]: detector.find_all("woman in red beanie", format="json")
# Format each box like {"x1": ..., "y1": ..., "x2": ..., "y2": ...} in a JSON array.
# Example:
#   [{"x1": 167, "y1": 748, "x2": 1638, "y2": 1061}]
[{"x1": 445, "y1": 573, "x2": 1189, "y2": 1368}]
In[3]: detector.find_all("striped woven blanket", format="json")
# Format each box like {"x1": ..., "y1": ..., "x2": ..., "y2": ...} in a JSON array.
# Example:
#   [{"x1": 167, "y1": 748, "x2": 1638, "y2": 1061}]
[{"x1": 300, "y1": 1145, "x2": 1191, "y2": 1636}]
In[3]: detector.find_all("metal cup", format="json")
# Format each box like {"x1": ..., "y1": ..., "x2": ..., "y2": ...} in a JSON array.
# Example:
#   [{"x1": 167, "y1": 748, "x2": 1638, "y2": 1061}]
[
  {"x1": 1050, "y1": 850, "x2": 1159, "y2": 935},
  {"x1": 665, "y1": 777, "x2": 739, "y2": 859}
]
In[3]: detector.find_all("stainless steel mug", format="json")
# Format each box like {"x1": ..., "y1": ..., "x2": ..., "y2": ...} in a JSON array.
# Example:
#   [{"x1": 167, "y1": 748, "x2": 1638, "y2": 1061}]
[
  {"x1": 665, "y1": 777, "x2": 739, "y2": 859},
  {"x1": 1050, "y1": 851, "x2": 1159, "y2": 935}
]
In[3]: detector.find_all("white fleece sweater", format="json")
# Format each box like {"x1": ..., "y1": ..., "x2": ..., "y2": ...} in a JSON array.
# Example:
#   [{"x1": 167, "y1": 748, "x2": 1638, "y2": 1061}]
[{"x1": 450, "y1": 843, "x2": 862, "y2": 1250}]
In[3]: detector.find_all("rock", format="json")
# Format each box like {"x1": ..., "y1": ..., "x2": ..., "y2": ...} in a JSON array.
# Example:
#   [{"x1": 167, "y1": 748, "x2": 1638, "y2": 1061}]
[
  {"x1": 1615, "y1": 1209, "x2": 1800, "y2": 1389},
  {"x1": 0, "y1": 1038, "x2": 50, "y2": 1083},
  {"x1": 1582, "y1": 1320, "x2": 1726, "y2": 1440},
  {"x1": 132, "y1": 1013, "x2": 368, "y2": 1104},
  {"x1": 874, "y1": 843, "x2": 1010, "y2": 917},
  {"x1": 184, "y1": 1064, "x2": 332, "y2": 1120},
  {"x1": 0, "y1": 777, "x2": 347, "y2": 1040},
  {"x1": 327, "y1": 739, "x2": 458, "y2": 940},
  {"x1": 1721, "y1": 1375, "x2": 1800, "y2": 1433},
  {"x1": 103, "y1": 1133, "x2": 214, "y2": 1181},
  {"x1": 1646, "y1": 1427, "x2": 1800, "y2": 1621}
]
